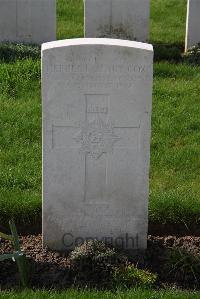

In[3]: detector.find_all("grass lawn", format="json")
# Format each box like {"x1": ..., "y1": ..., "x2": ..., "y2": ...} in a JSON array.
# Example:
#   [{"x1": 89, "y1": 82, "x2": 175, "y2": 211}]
[
  {"x1": 150, "y1": 0, "x2": 187, "y2": 46},
  {"x1": 0, "y1": 0, "x2": 199, "y2": 228},
  {"x1": 150, "y1": 62, "x2": 200, "y2": 224},
  {"x1": 57, "y1": 0, "x2": 84, "y2": 40},
  {"x1": 1, "y1": 289, "x2": 200, "y2": 299}
]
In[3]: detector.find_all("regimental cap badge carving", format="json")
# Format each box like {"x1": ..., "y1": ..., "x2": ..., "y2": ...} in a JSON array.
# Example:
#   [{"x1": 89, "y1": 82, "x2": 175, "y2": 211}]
[{"x1": 73, "y1": 118, "x2": 120, "y2": 159}]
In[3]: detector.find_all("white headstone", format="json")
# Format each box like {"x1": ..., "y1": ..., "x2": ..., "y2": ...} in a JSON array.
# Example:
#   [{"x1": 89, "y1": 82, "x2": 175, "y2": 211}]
[
  {"x1": 42, "y1": 38, "x2": 153, "y2": 251},
  {"x1": 84, "y1": 0, "x2": 150, "y2": 42},
  {"x1": 185, "y1": 0, "x2": 200, "y2": 51},
  {"x1": 0, "y1": 0, "x2": 56, "y2": 45}
]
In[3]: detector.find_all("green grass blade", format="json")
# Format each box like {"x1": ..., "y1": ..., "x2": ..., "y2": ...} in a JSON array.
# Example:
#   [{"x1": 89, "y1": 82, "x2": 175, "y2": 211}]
[
  {"x1": 0, "y1": 253, "x2": 16, "y2": 262},
  {"x1": 9, "y1": 219, "x2": 20, "y2": 251},
  {"x1": 8, "y1": 220, "x2": 30, "y2": 287},
  {"x1": 0, "y1": 251, "x2": 23, "y2": 262},
  {"x1": 15, "y1": 254, "x2": 30, "y2": 287},
  {"x1": 0, "y1": 231, "x2": 13, "y2": 241}
]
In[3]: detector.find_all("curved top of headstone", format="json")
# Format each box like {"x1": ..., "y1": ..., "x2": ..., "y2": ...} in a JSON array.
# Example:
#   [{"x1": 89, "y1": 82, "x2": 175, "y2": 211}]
[{"x1": 42, "y1": 38, "x2": 153, "y2": 52}]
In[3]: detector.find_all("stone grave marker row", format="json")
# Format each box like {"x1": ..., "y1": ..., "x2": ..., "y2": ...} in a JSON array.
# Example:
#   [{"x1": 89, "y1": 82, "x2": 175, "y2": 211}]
[
  {"x1": 1, "y1": 0, "x2": 200, "y2": 50},
  {"x1": 0, "y1": 0, "x2": 150, "y2": 44}
]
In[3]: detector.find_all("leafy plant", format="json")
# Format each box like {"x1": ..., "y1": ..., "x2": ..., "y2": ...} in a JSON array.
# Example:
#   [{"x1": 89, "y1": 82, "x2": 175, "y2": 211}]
[
  {"x1": 184, "y1": 43, "x2": 200, "y2": 65},
  {"x1": 0, "y1": 43, "x2": 40, "y2": 63},
  {"x1": 0, "y1": 220, "x2": 30, "y2": 287},
  {"x1": 164, "y1": 248, "x2": 200, "y2": 286},
  {"x1": 69, "y1": 240, "x2": 126, "y2": 286},
  {"x1": 112, "y1": 264, "x2": 157, "y2": 289}
]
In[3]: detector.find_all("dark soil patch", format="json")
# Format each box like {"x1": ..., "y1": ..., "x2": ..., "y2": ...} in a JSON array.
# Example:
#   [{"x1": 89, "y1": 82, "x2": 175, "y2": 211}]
[
  {"x1": 149, "y1": 224, "x2": 200, "y2": 236},
  {"x1": 0, "y1": 235, "x2": 199, "y2": 290},
  {"x1": 1, "y1": 222, "x2": 199, "y2": 237}
]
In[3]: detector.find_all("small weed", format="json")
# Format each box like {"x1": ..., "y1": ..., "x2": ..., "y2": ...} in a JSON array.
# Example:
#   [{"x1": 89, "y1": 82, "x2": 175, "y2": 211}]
[
  {"x1": 165, "y1": 248, "x2": 200, "y2": 286},
  {"x1": 0, "y1": 43, "x2": 40, "y2": 63},
  {"x1": 0, "y1": 220, "x2": 30, "y2": 287},
  {"x1": 69, "y1": 240, "x2": 126, "y2": 287},
  {"x1": 112, "y1": 264, "x2": 157, "y2": 289},
  {"x1": 184, "y1": 43, "x2": 200, "y2": 65}
]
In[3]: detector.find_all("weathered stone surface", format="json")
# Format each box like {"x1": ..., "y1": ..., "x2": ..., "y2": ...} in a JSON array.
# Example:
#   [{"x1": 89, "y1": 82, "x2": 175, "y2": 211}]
[
  {"x1": 0, "y1": 0, "x2": 56, "y2": 44},
  {"x1": 185, "y1": 0, "x2": 200, "y2": 51},
  {"x1": 42, "y1": 38, "x2": 153, "y2": 251},
  {"x1": 84, "y1": 0, "x2": 150, "y2": 41}
]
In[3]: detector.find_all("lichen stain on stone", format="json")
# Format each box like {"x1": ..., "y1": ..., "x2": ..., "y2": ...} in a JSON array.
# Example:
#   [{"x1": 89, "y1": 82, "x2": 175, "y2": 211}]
[{"x1": 97, "y1": 24, "x2": 135, "y2": 41}]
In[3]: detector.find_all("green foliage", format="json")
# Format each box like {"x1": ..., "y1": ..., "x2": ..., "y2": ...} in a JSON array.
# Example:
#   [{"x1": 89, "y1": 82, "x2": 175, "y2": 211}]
[
  {"x1": 57, "y1": 0, "x2": 84, "y2": 39},
  {"x1": 149, "y1": 62, "x2": 200, "y2": 225},
  {"x1": 0, "y1": 58, "x2": 41, "y2": 229},
  {"x1": 69, "y1": 240, "x2": 126, "y2": 286},
  {"x1": 112, "y1": 264, "x2": 157, "y2": 289},
  {"x1": 69, "y1": 240, "x2": 157, "y2": 289},
  {"x1": 70, "y1": 239, "x2": 117, "y2": 261},
  {"x1": 165, "y1": 248, "x2": 200, "y2": 285},
  {"x1": 0, "y1": 231, "x2": 13, "y2": 241},
  {"x1": 0, "y1": 251, "x2": 23, "y2": 262},
  {"x1": 0, "y1": 43, "x2": 40, "y2": 63},
  {"x1": 0, "y1": 289, "x2": 200, "y2": 299},
  {"x1": 184, "y1": 44, "x2": 200, "y2": 65},
  {"x1": 0, "y1": 220, "x2": 30, "y2": 287},
  {"x1": 150, "y1": 0, "x2": 187, "y2": 45}
]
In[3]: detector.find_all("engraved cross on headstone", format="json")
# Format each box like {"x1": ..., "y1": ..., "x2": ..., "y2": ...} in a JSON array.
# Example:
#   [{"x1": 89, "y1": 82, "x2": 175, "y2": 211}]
[{"x1": 52, "y1": 94, "x2": 140, "y2": 202}]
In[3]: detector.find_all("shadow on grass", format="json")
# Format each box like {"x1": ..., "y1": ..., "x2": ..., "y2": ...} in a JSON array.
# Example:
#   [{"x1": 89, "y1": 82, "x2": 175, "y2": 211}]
[
  {"x1": 153, "y1": 42, "x2": 184, "y2": 62},
  {"x1": 0, "y1": 43, "x2": 40, "y2": 62},
  {"x1": 0, "y1": 42, "x2": 199, "y2": 66},
  {"x1": 0, "y1": 42, "x2": 184, "y2": 63},
  {"x1": 0, "y1": 213, "x2": 42, "y2": 235},
  {"x1": 151, "y1": 42, "x2": 200, "y2": 65}
]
